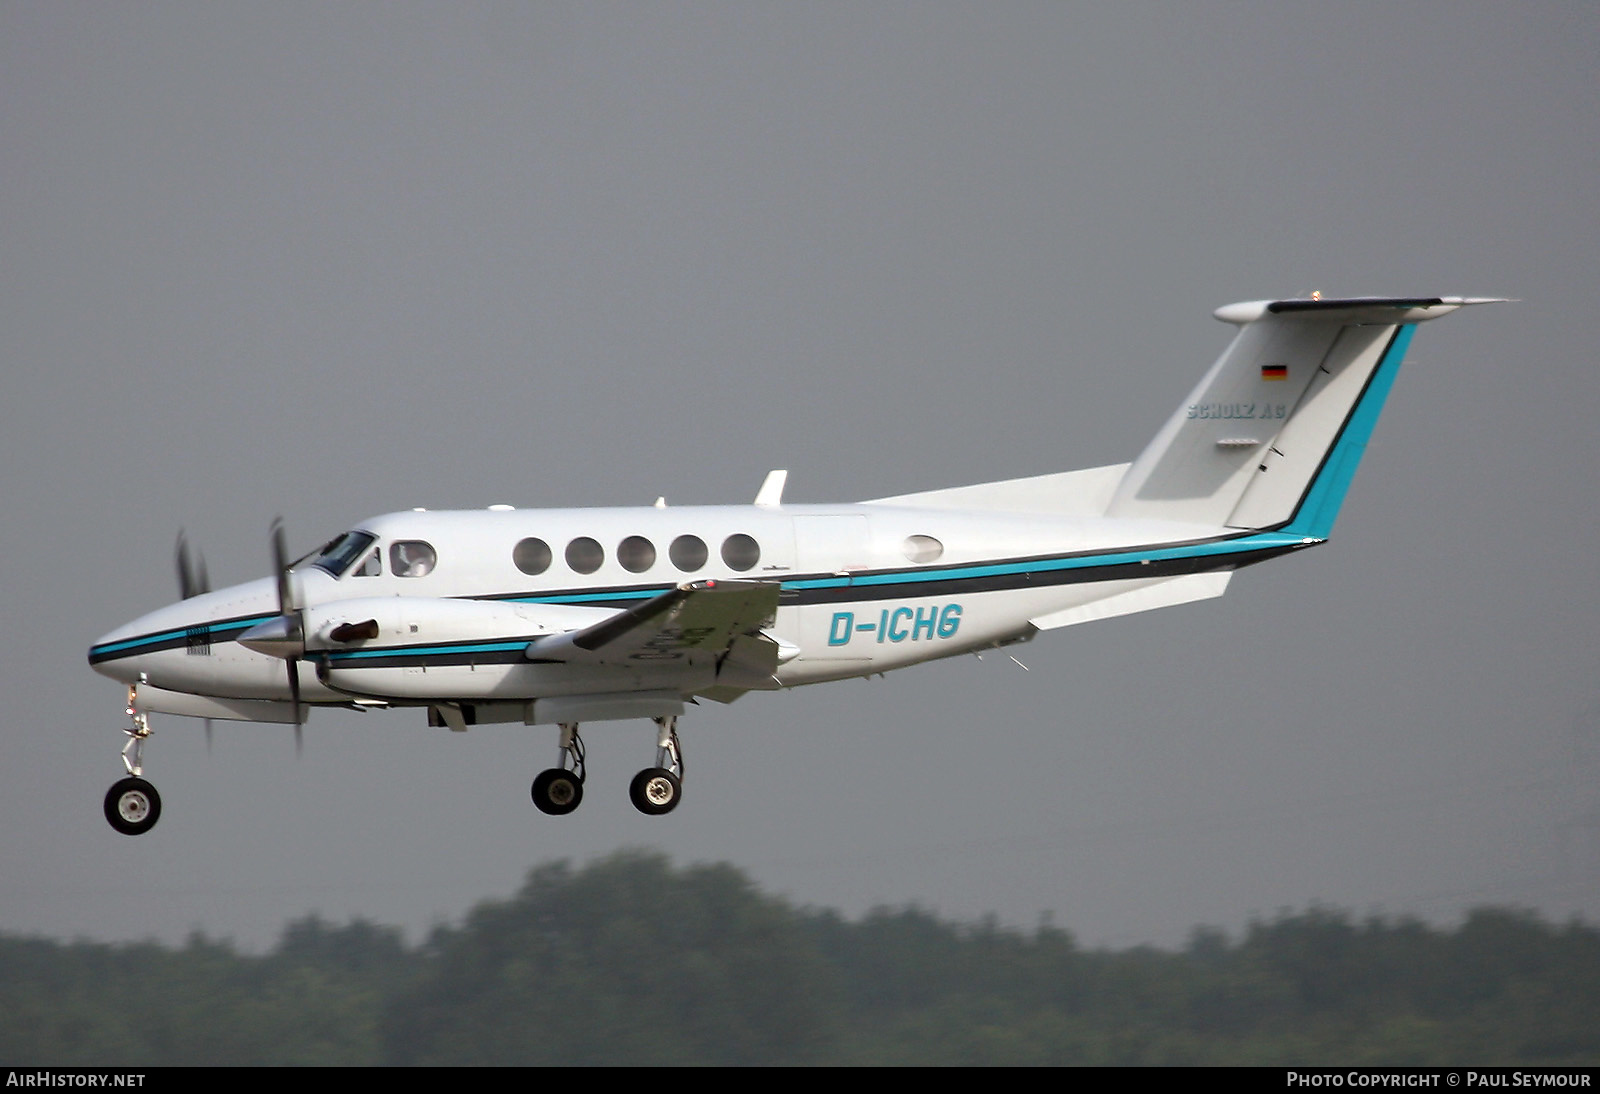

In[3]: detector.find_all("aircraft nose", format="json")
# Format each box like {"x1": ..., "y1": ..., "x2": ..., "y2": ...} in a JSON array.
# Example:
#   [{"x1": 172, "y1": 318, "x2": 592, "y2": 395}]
[
  {"x1": 89, "y1": 575, "x2": 296, "y2": 684},
  {"x1": 89, "y1": 580, "x2": 265, "y2": 678},
  {"x1": 88, "y1": 614, "x2": 158, "y2": 683}
]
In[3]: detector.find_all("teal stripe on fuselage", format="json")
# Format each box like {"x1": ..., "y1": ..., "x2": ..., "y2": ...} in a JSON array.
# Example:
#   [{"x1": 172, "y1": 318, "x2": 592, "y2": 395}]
[
  {"x1": 90, "y1": 614, "x2": 277, "y2": 658},
  {"x1": 320, "y1": 530, "x2": 1309, "y2": 664},
  {"x1": 504, "y1": 528, "x2": 1313, "y2": 604},
  {"x1": 326, "y1": 639, "x2": 532, "y2": 662},
  {"x1": 93, "y1": 329, "x2": 1418, "y2": 669},
  {"x1": 506, "y1": 589, "x2": 661, "y2": 605},
  {"x1": 824, "y1": 530, "x2": 1308, "y2": 589}
]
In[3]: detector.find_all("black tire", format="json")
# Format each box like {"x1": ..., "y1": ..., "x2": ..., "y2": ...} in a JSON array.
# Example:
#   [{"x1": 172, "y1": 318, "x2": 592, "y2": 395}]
[
  {"x1": 531, "y1": 768, "x2": 583, "y2": 815},
  {"x1": 104, "y1": 777, "x2": 162, "y2": 835},
  {"x1": 628, "y1": 767, "x2": 681, "y2": 816}
]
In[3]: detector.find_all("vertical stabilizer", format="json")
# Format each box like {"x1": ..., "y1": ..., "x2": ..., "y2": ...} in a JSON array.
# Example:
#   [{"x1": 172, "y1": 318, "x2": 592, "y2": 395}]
[{"x1": 1105, "y1": 297, "x2": 1496, "y2": 537}]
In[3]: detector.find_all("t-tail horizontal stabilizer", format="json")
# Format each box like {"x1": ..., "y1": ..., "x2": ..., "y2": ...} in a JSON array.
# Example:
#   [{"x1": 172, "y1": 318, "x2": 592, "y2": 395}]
[{"x1": 1105, "y1": 296, "x2": 1506, "y2": 538}]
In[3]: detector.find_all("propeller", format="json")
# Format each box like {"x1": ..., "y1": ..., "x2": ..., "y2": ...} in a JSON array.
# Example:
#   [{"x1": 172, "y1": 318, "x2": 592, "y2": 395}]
[
  {"x1": 238, "y1": 519, "x2": 306, "y2": 750},
  {"x1": 270, "y1": 518, "x2": 306, "y2": 751},
  {"x1": 175, "y1": 530, "x2": 214, "y2": 750},
  {"x1": 175, "y1": 530, "x2": 211, "y2": 599}
]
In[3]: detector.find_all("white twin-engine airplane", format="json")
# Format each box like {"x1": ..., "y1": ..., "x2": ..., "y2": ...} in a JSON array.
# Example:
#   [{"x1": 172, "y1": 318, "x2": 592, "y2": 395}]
[{"x1": 90, "y1": 295, "x2": 1498, "y2": 833}]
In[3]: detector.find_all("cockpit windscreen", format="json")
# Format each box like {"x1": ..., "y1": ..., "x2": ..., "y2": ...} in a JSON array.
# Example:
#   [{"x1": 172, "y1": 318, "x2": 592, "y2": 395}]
[{"x1": 312, "y1": 531, "x2": 378, "y2": 577}]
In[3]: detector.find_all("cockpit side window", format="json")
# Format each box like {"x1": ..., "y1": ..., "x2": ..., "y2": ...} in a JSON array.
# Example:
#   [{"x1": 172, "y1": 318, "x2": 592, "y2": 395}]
[
  {"x1": 313, "y1": 531, "x2": 378, "y2": 577},
  {"x1": 351, "y1": 548, "x2": 382, "y2": 577},
  {"x1": 390, "y1": 540, "x2": 437, "y2": 577}
]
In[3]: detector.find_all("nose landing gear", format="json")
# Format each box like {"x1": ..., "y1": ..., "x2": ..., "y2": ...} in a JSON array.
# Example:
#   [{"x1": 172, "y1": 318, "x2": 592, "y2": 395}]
[{"x1": 105, "y1": 686, "x2": 161, "y2": 835}]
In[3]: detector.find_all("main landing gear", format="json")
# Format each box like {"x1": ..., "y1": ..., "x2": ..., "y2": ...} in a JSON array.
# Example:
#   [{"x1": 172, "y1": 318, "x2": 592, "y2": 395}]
[
  {"x1": 105, "y1": 687, "x2": 161, "y2": 835},
  {"x1": 530, "y1": 716, "x2": 685, "y2": 817}
]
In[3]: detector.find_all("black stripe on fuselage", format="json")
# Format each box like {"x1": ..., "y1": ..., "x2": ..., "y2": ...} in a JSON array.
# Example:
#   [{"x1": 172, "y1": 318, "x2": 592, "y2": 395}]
[
  {"x1": 87, "y1": 614, "x2": 269, "y2": 666},
  {"x1": 476, "y1": 533, "x2": 1306, "y2": 609},
  {"x1": 313, "y1": 643, "x2": 539, "y2": 672},
  {"x1": 782, "y1": 541, "x2": 1302, "y2": 605},
  {"x1": 90, "y1": 533, "x2": 1310, "y2": 668}
]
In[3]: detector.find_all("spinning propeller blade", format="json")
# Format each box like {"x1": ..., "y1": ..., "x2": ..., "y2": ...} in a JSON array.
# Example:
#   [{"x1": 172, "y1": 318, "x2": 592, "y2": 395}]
[
  {"x1": 176, "y1": 531, "x2": 218, "y2": 752},
  {"x1": 268, "y1": 518, "x2": 305, "y2": 733},
  {"x1": 175, "y1": 530, "x2": 211, "y2": 600}
]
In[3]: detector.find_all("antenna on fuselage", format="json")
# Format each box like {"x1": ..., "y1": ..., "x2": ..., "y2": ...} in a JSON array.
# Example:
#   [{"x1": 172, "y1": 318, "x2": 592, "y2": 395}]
[{"x1": 754, "y1": 469, "x2": 788, "y2": 507}]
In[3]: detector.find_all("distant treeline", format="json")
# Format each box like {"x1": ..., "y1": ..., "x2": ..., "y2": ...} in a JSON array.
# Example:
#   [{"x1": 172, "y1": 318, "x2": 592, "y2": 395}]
[{"x1": 5, "y1": 850, "x2": 1598, "y2": 1065}]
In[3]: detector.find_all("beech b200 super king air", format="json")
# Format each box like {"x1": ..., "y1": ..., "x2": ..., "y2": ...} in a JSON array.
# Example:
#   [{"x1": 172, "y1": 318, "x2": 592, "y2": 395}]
[{"x1": 90, "y1": 295, "x2": 1500, "y2": 833}]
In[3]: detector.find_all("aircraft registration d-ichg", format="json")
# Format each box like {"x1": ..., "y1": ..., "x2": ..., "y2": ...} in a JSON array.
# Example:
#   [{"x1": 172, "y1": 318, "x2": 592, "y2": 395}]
[{"x1": 90, "y1": 295, "x2": 1500, "y2": 833}]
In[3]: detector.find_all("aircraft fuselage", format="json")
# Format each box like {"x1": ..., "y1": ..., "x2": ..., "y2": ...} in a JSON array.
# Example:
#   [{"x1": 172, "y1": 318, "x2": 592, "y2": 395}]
[
  {"x1": 91, "y1": 501, "x2": 1271, "y2": 709},
  {"x1": 90, "y1": 296, "x2": 1501, "y2": 828}
]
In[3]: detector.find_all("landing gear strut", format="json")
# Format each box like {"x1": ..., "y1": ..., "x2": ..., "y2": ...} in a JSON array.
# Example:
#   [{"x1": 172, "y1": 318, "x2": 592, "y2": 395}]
[
  {"x1": 629, "y1": 716, "x2": 683, "y2": 816},
  {"x1": 530, "y1": 722, "x2": 585, "y2": 815},
  {"x1": 527, "y1": 717, "x2": 687, "y2": 817},
  {"x1": 106, "y1": 686, "x2": 161, "y2": 835}
]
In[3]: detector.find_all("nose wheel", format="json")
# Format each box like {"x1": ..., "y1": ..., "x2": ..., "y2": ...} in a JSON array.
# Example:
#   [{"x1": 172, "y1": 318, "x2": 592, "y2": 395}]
[{"x1": 105, "y1": 777, "x2": 162, "y2": 835}]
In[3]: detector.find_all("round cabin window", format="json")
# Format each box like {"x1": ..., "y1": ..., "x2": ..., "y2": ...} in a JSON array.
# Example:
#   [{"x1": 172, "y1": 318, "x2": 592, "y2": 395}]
[
  {"x1": 670, "y1": 534, "x2": 708, "y2": 572},
  {"x1": 513, "y1": 538, "x2": 552, "y2": 575},
  {"x1": 617, "y1": 535, "x2": 657, "y2": 573},
  {"x1": 721, "y1": 533, "x2": 760, "y2": 572},
  {"x1": 565, "y1": 537, "x2": 604, "y2": 575}
]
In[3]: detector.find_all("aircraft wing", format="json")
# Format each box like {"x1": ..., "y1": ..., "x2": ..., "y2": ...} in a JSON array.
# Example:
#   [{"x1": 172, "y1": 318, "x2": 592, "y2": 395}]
[{"x1": 525, "y1": 579, "x2": 781, "y2": 668}]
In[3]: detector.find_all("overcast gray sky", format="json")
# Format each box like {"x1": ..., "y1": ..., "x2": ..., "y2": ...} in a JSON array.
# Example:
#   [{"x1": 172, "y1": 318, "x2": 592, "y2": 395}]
[{"x1": 4, "y1": 1, "x2": 1598, "y2": 951}]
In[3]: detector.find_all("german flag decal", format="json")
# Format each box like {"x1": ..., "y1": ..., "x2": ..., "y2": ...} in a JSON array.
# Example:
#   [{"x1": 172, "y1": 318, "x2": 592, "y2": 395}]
[{"x1": 1261, "y1": 363, "x2": 1288, "y2": 381}]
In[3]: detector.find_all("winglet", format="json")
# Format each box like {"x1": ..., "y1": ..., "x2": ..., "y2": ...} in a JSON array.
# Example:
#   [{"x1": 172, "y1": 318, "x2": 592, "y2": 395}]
[{"x1": 754, "y1": 469, "x2": 788, "y2": 507}]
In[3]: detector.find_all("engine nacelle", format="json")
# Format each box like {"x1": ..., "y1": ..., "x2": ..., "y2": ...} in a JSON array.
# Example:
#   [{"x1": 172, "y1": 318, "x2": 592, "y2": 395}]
[
  {"x1": 307, "y1": 596, "x2": 712, "y2": 701},
  {"x1": 304, "y1": 596, "x2": 610, "y2": 653}
]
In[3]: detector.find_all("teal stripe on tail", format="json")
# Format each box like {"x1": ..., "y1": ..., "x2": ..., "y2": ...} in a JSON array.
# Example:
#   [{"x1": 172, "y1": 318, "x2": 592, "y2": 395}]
[{"x1": 1279, "y1": 323, "x2": 1415, "y2": 540}]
